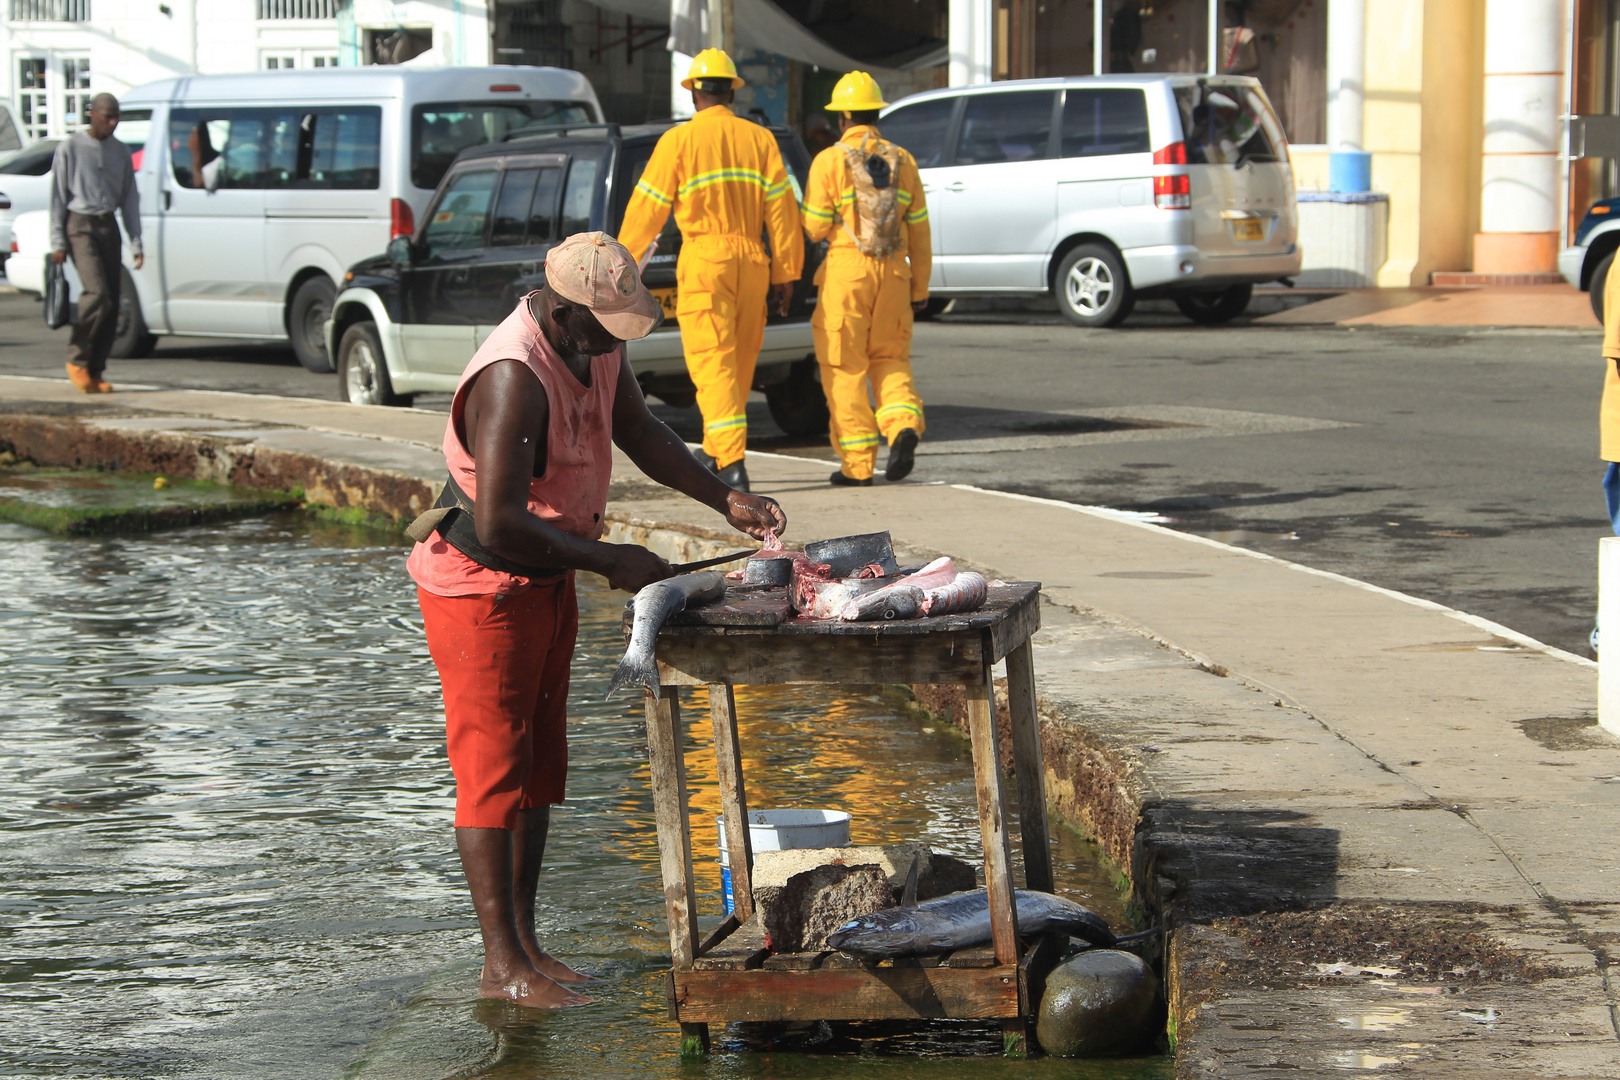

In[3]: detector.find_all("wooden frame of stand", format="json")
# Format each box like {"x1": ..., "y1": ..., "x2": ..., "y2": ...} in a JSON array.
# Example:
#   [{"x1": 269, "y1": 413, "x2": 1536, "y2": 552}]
[{"x1": 637, "y1": 582, "x2": 1054, "y2": 1055}]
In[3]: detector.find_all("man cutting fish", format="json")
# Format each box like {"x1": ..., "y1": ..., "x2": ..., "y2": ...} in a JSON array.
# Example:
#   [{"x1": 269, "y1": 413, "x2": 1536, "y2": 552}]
[{"x1": 405, "y1": 232, "x2": 786, "y2": 1009}]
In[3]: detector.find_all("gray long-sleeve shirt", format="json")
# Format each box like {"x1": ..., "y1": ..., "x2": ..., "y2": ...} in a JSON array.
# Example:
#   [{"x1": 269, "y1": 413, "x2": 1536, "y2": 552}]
[{"x1": 49, "y1": 130, "x2": 142, "y2": 257}]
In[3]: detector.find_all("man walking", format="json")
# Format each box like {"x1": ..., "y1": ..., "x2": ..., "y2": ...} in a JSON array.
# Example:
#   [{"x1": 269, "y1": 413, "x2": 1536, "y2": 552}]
[
  {"x1": 617, "y1": 49, "x2": 804, "y2": 493},
  {"x1": 406, "y1": 232, "x2": 786, "y2": 1008},
  {"x1": 50, "y1": 93, "x2": 141, "y2": 394},
  {"x1": 800, "y1": 72, "x2": 930, "y2": 486}
]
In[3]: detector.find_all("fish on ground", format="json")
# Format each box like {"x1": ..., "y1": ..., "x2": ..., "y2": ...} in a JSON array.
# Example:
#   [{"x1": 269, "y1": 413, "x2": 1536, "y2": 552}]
[{"x1": 607, "y1": 571, "x2": 726, "y2": 699}]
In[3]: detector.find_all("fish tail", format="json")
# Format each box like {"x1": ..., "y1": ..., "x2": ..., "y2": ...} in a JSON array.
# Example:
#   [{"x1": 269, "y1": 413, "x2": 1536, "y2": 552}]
[{"x1": 606, "y1": 652, "x2": 660, "y2": 699}]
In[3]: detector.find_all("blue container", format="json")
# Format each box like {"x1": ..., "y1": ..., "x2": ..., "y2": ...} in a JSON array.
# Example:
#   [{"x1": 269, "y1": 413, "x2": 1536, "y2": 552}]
[{"x1": 1329, "y1": 150, "x2": 1373, "y2": 195}]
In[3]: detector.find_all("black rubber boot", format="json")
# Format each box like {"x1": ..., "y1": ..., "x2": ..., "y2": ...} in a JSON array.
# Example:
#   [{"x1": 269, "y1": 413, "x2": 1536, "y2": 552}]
[
  {"x1": 695, "y1": 449, "x2": 719, "y2": 474},
  {"x1": 718, "y1": 461, "x2": 750, "y2": 492},
  {"x1": 829, "y1": 470, "x2": 872, "y2": 487},
  {"x1": 885, "y1": 428, "x2": 919, "y2": 482}
]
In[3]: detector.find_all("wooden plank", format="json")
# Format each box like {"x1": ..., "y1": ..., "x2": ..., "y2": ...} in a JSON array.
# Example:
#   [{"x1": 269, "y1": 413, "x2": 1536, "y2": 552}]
[
  {"x1": 654, "y1": 582, "x2": 1040, "y2": 638},
  {"x1": 696, "y1": 914, "x2": 740, "y2": 957},
  {"x1": 645, "y1": 686, "x2": 700, "y2": 970},
  {"x1": 762, "y1": 950, "x2": 822, "y2": 970},
  {"x1": 694, "y1": 913, "x2": 768, "y2": 970},
  {"x1": 941, "y1": 943, "x2": 1000, "y2": 968},
  {"x1": 1005, "y1": 637, "x2": 1054, "y2": 893},
  {"x1": 655, "y1": 631, "x2": 987, "y2": 687},
  {"x1": 965, "y1": 658, "x2": 1020, "y2": 967},
  {"x1": 987, "y1": 585, "x2": 1042, "y2": 663},
  {"x1": 672, "y1": 965, "x2": 1021, "y2": 1023},
  {"x1": 708, "y1": 682, "x2": 755, "y2": 921}
]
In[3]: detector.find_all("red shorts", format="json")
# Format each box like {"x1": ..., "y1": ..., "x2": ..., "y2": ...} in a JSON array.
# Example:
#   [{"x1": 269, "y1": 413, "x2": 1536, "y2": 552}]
[{"x1": 418, "y1": 577, "x2": 578, "y2": 829}]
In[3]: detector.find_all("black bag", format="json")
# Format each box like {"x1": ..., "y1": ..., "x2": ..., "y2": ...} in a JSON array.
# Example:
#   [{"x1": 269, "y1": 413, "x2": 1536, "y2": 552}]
[{"x1": 43, "y1": 256, "x2": 70, "y2": 329}]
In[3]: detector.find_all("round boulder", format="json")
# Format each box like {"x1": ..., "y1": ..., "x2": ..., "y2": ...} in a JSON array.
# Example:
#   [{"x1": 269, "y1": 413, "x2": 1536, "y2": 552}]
[{"x1": 1036, "y1": 949, "x2": 1159, "y2": 1057}]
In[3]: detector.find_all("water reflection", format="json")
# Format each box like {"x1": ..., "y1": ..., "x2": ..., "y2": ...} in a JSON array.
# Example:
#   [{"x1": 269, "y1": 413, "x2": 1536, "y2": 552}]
[{"x1": 0, "y1": 514, "x2": 1162, "y2": 1079}]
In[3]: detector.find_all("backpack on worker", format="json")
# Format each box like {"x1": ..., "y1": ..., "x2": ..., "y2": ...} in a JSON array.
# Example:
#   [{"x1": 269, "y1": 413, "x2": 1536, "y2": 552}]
[{"x1": 840, "y1": 133, "x2": 905, "y2": 259}]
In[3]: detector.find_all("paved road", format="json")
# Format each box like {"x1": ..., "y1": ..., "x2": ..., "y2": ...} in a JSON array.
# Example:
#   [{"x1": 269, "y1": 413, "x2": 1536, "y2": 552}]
[{"x1": 0, "y1": 289, "x2": 1605, "y2": 657}]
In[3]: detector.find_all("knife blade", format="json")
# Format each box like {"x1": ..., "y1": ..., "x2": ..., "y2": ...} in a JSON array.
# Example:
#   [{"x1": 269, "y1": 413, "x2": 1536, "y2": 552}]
[{"x1": 670, "y1": 550, "x2": 757, "y2": 574}]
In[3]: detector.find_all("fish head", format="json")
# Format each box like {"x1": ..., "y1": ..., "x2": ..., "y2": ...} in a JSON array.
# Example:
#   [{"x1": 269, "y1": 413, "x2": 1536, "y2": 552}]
[{"x1": 825, "y1": 910, "x2": 925, "y2": 957}]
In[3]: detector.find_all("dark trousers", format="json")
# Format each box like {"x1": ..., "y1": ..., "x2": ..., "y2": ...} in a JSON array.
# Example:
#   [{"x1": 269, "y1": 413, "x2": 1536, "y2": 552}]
[{"x1": 65, "y1": 212, "x2": 120, "y2": 377}]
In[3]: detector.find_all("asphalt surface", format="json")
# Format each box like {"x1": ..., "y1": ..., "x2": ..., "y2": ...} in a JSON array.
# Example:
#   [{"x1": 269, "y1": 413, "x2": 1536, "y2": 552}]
[{"x1": 0, "y1": 288, "x2": 1606, "y2": 657}]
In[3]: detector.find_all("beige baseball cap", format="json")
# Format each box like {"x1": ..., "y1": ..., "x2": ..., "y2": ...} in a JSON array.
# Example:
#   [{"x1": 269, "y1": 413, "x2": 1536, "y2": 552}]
[{"x1": 544, "y1": 231, "x2": 663, "y2": 340}]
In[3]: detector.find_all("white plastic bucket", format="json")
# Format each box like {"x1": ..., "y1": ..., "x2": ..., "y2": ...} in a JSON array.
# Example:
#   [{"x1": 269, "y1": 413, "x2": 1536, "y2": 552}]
[{"x1": 716, "y1": 809, "x2": 852, "y2": 913}]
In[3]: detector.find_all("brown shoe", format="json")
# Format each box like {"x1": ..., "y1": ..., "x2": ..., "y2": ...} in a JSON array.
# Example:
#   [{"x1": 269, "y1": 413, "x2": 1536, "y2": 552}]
[
  {"x1": 65, "y1": 362, "x2": 94, "y2": 393},
  {"x1": 91, "y1": 378, "x2": 113, "y2": 394}
]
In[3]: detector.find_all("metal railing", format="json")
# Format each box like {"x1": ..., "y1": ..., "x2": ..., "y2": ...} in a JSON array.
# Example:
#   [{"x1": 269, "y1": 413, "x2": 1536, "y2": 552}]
[
  {"x1": 9, "y1": 0, "x2": 90, "y2": 21},
  {"x1": 257, "y1": 0, "x2": 335, "y2": 19}
]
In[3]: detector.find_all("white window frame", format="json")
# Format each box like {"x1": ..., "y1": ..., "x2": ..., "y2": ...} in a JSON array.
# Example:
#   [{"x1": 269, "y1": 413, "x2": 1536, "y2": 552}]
[
  {"x1": 259, "y1": 48, "x2": 340, "y2": 70},
  {"x1": 11, "y1": 50, "x2": 90, "y2": 140}
]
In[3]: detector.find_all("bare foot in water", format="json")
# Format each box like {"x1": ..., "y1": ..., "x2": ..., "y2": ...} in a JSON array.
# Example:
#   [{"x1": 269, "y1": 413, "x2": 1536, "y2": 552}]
[
  {"x1": 521, "y1": 938, "x2": 595, "y2": 983},
  {"x1": 481, "y1": 961, "x2": 593, "y2": 1008}
]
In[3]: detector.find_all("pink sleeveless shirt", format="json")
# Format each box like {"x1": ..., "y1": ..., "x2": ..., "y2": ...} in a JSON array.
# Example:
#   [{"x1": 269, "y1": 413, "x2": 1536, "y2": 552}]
[{"x1": 407, "y1": 293, "x2": 620, "y2": 598}]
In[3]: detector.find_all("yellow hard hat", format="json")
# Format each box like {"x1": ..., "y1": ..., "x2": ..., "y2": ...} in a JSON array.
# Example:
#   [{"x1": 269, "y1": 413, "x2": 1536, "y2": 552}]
[
  {"x1": 826, "y1": 71, "x2": 888, "y2": 112},
  {"x1": 681, "y1": 48, "x2": 744, "y2": 91}
]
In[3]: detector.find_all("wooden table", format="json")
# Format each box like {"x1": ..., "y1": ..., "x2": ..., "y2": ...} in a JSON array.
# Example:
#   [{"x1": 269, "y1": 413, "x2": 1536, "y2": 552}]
[{"x1": 630, "y1": 580, "x2": 1055, "y2": 1056}]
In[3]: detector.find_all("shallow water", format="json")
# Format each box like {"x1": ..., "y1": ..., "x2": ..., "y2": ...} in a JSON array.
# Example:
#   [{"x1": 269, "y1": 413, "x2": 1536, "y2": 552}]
[{"x1": 0, "y1": 514, "x2": 1168, "y2": 1079}]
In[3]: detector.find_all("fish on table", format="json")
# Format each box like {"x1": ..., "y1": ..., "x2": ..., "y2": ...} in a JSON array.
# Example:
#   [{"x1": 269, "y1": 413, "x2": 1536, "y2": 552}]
[
  {"x1": 838, "y1": 559, "x2": 989, "y2": 622},
  {"x1": 607, "y1": 571, "x2": 726, "y2": 699}
]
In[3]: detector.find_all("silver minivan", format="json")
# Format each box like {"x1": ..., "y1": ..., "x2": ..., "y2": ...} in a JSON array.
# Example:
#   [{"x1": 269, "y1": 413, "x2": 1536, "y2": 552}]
[
  {"x1": 8, "y1": 67, "x2": 601, "y2": 367},
  {"x1": 880, "y1": 75, "x2": 1300, "y2": 327}
]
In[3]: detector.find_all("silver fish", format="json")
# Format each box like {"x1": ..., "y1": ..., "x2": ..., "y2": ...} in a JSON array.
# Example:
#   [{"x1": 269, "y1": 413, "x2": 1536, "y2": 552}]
[
  {"x1": 607, "y1": 571, "x2": 726, "y2": 699},
  {"x1": 825, "y1": 888, "x2": 1115, "y2": 958},
  {"x1": 842, "y1": 584, "x2": 925, "y2": 621}
]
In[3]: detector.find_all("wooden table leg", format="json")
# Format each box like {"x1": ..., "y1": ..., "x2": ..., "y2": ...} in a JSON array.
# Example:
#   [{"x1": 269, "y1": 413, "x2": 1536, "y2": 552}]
[
  {"x1": 708, "y1": 682, "x2": 755, "y2": 922},
  {"x1": 964, "y1": 659, "x2": 1020, "y2": 967},
  {"x1": 644, "y1": 686, "x2": 709, "y2": 1051},
  {"x1": 1005, "y1": 637, "x2": 1054, "y2": 893}
]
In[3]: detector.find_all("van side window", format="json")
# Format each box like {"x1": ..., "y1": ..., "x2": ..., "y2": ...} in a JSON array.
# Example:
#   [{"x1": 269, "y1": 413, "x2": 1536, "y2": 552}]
[
  {"x1": 300, "y1": 109, "x2": 382, "y2": 189},
  {"x1": 421, "y1": 169, "x2": 498, "y2": 260},
  {"x1": 490, "y1": 168, "x2": 540, "y2": 247},
  {"x1": 954, "y1": 92, "x2": 1054, "y2": 166},
  {"x1": 1061, "y1": 90, "x2": 1150, "y2": 158},
  {"x1": 170, "y1": 109, "x2": 283, "y2": 190},
  {"x1": 561, "y1": 158, "x2": 598, "y2": 235},
  {"x1": 528, "y1": 168, "x2": 562, "y2": 244},
  {"x1": 878, "y1": 98, "x2": 954, "y2": 168},
  {"x1": 410, "y1": 100, "x2": 595, "y2": 190}
]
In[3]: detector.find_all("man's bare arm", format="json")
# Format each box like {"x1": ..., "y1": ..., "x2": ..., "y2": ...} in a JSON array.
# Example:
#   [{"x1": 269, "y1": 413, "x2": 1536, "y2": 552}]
[
  {"x1": 466, "y1": 360, "x2": 670, "y2": 591},
  {"x1": 609, "y1": 357, "x2": 786, "y2": 539}
]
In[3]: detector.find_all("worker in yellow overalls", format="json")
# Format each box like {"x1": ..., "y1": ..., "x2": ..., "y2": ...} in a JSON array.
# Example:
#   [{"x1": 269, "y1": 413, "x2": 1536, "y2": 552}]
[
  {"x1": 800, "y1": 72, "x2": 930, "y2": 486},
  {"x1": 618, "y1": 49, "x2": 804, "y2": 493}
]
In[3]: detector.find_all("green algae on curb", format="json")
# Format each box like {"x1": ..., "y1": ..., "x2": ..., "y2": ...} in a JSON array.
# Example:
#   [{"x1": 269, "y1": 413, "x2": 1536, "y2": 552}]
[{"x1": 0, "y1": 467, "x2": 300, "y2": 535}]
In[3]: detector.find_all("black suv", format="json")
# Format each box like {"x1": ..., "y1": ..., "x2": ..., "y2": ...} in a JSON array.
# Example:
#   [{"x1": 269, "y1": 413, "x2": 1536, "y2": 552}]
[{"x1": 325, "y1": 121, "x2": 828, "y2": 434}]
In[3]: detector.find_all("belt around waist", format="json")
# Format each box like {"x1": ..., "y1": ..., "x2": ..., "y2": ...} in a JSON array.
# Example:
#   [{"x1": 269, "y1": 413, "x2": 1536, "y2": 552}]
[
  {"x1": 404, "y1": 473, "x2": 568, "y2": 580},
  {"x1": 68, "y1": 210, "x2": 116, "y2": 219}
]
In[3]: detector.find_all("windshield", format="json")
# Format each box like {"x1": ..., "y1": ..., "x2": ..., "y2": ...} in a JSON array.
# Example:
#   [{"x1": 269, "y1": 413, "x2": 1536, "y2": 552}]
[
  {"x1": 412, "y1": 100, "x2": 595, "y2": 190},
  {"x1": 1173, "y1": 83, "x2": 1282, "y2": 165}
]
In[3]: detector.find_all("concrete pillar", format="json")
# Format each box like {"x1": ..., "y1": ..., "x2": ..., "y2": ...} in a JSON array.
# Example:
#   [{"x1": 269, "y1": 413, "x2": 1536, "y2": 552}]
[
  {"x1": 1476, "y1": 0, "x2": 1564, "y2": 274},
  {"x1": 949, "y1": 0, "x2": 993, "y2": 87},
  {"x1": 1326, "y1": 0, "x2": 1365, "y2": 152},
  {"x1": 1601, "y1": 538, "x2": 1620, "y2": 736}
]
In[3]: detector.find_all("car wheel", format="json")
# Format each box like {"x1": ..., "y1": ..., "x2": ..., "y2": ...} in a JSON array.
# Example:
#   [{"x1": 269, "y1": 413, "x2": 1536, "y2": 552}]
[
  {"x1": 109, "y1": 268, "x2": 156, "y2": 359},
  {"x1": 1591, "y1": 252, "x2": 1614, "y2": 325},
  {"x1": 914, "y1": 297, "x2": 952, "y2": 321},
  {"x1": 1056, "y1": 244, "x2": 1134, "y2": 328},
  {"x1": 1174, "y1": 284, "x2": 1254, "y2": 325},
  {"x1": 764, "y1": 357, "x2": 830, "y2": 437},
  {"x1": 290, "y1": 275, "x2": 338, "y2": 373},
  {"x1": 338, "y1": 321, "x2": 411, "y2": 407}
]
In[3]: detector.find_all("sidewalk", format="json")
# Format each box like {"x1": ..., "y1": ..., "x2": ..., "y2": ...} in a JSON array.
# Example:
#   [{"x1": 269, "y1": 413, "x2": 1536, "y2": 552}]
[
  {"x1": 1, "y1": 375, "x2": 1616, "y2": 1076},
  {"x1": 1257, "y1": 284, "x2": 1598, "y2": 329}
]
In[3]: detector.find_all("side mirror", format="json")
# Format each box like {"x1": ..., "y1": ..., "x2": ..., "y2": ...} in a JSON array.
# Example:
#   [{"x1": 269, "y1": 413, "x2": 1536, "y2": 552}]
[{"x1": 386, "y1": 235, "x2": 415, "y2": 266}]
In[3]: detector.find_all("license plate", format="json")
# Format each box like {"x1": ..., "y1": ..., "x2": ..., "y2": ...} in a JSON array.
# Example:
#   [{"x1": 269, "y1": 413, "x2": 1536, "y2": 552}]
[
  {"x1": 651, "y1": 287, "x2": 678, "y2": 318},
  {"x1": 1231, "y1": 218, "x2": 1266, "y2": 242}
]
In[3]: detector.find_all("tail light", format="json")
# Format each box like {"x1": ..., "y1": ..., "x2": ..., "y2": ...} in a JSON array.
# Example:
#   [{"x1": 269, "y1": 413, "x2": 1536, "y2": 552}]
[
  {"x1": 390, "y1": 198, "x2": 415, "y2": 239},
  {"x1": 1154, "y1": 174, "x2": 1190, "y2": 210},
  {"x1": 9, "y1": 239, "x2": 16, "y2": 253},
  {"x1": 1152, "y1": 142, "x2": 1187, "y2": 165}
]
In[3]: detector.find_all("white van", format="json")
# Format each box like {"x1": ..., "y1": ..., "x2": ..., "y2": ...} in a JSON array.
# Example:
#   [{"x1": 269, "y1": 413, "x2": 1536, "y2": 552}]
[
  {"x1": 880, "y1": 75, "x2": 1300, "y2": 327},
  {"x1": 41, "y1": 67, "x2": 599, "y2": 366}
]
